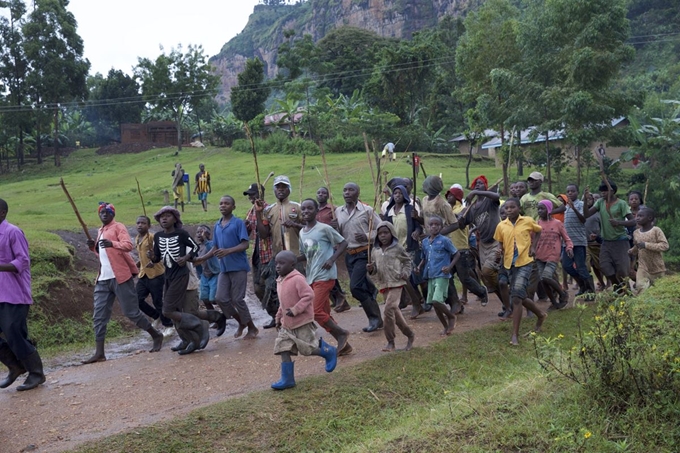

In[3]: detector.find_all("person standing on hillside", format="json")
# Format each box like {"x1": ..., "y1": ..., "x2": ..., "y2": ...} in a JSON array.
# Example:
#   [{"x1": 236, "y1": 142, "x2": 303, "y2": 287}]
[
  {"x1": 171, "y1": 163, "x2": 186, "y2": 212},
  {"x1": 0, "y1": 198, "x2": 45, "y2": 391},
  {"x1": 83, "y1": 202, "x2": 164, "y2": 364},
  {"x1": 254, "y1": 175, "x2": 304, "y2": 329},
  {"x1": 194, "y1": 163, "x2": 211, "y2": 212}
]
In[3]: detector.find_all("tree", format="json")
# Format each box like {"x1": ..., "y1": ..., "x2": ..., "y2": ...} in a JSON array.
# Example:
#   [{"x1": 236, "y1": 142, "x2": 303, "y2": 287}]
[
  {"x1": 87, "y1": 69, "x2": 144, "y2": 143},
  {"x1": 456, "y1": 0, "x2": 522, "y2": 191},
  {"x1": 22, "y1": 0, "x2": 90, "y2": 166},
  {"x1": 315, "y1": 26, "x2": 388, "y2": 97},
  {"x1": 135, "y1": 44, "x2": 219, "y2": 152},
  {"x1": 231, "y1": 57, "x2": 271, "y2": 189},
  {"x1": 518, "y1": 0, "x2": 638, "y2": 189},
  {"x1": 0, "y1": 0, "x2": 30, "y2": 166}
]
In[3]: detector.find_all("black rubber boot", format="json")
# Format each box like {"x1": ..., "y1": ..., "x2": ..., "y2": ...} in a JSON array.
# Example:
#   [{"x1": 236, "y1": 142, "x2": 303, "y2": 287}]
[
  {"x1": 0, "y1": 342, "x2": 25, "y2": 388},
  {"x1": 16, "y1": 351, "x2": 45, "y2": 391},
  {"x1": 82, "y1": 340, "x2": 106, "y2": 364},
  {"x1": 202, "y1": 310, "x2": 227, "y2": 337},
  {"x1": 177, "y1": 313, "x2": 202, "y2": 355},
  {"x1": 361, "y1": 299, "x2": 384, "y2": 332},
  {"x1": 198, "y1": 320, "x2": 210, "y2": 350}
]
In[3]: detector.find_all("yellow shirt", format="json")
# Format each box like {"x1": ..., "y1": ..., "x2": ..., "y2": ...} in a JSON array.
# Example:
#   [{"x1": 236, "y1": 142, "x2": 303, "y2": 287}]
[
  {"x1": 493, "y1": 216, "x2": 542, "y2": 269},
  {"x1": 135, "y1": 232, "x2": 165, "y2": 279},
  {"x1": 449, "y1": 201, "x2": 469, "y2": 251}
]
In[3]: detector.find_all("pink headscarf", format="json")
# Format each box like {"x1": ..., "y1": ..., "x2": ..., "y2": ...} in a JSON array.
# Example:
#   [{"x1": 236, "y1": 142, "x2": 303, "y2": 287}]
[{"x1": 539, "y1": 199, "x2": 553, "y2": 215}]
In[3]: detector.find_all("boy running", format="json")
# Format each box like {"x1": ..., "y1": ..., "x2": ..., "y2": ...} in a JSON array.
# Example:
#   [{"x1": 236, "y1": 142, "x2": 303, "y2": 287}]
[
  {"x1": 535, "y1": 200, "x2": 573, "y2": 310},
  {"x1": 367, "y1": 221, "x2": 415, "y2": 352},
  {"x1": 628, "y1": 207, "x2": 668, "y2": 292},
  {"x1": 270, "y1": 251, "x2": 337, "y2": 390},
  {"x1": 415, "y1": 216, "x2": 460, "y2": 336},
  {"x1": 493, "y1": 198, "x2": 546, "y2": 346}
]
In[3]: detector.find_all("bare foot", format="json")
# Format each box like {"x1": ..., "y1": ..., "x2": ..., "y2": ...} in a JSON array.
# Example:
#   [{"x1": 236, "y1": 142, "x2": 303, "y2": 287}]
[
  {"x1": 535, "y1": 311, "x2": 547, "y2": 332},
  {"x1": 81, "y1": 354, "x2": 106, "y2": 364},
  {"x1": 510, "y1": 335, "x2": 519, "y2": 346},
  {"x1": 409, "y1": 307, "x2": 425, "y2": 320},
  {"x1": 404, "y1": 335, "x2": 414, "y2": 351},
  {"x1": 382, "y1": 341, "x2": 395, "y2": 352},
  {"x1": 234, "y1": 324, "x2": 245, "y2": 339},
  {"x1": 150, "y1": 334, "x2": 163, "y2": 353},
  {"x1": 444, "y1": 315, "x2": 457, "y2": 335},
  {"x1": 243, "y1": 326, "x2": 259, "y2": 340}
]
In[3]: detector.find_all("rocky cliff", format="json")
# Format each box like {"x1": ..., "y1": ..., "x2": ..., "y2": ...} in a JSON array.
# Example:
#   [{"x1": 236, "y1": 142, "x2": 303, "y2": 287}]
[{"x1": 210, "y1": 0, "x2": 478, "y2": 102}]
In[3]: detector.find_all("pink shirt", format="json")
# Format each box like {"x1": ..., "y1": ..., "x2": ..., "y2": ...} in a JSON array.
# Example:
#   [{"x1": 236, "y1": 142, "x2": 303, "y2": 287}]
[
  {"x1": 92, "y1": 220, "x2": 138, "y2": 284},
  {"x1": 0, "y1": 220, "x2": 33, "y2": 305},
  {"x1": 275, "y1": 269, "x2": 315, "y2": 330},
  {"x1": 535, "y1": 218, "x2": 573, "y2": 263}
]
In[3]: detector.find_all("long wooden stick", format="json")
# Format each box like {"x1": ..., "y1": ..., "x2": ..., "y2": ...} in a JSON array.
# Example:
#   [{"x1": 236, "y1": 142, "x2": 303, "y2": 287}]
[
  {"x1": 60, "y1": 178, "x2": 93, "y2": 241},
  {"x1": 319, "y1": 141, "x2": 336, "y2": 220},
  {"x1": 299, "y1": 154, "x2": 306, "y2": 204},
  {"x1": 594, "y1": 151, "x2": 613, "y2": 215},
  {"x1": 363, "y1": 132, "x2": 377, "y2": 189},
  {"x1": 135, "y1": 177, "x2": 147, "y2": 217},
  {"x1": 262, "y1": 171, "x2": 275, "y2": 189},
  {"x1": 245, "y1": 122, "x2": 263, "y2": 199}
]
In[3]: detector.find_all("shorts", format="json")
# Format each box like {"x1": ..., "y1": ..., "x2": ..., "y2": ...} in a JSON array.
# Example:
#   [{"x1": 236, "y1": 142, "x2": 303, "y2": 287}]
[
  {"x1": 536, "y1": 260, "x2": 558, "y2": 281},
  {"x1": 426, "y1": 277, "x2": 449, "y2": 304},
  {"x1": 199, "y1": 274, "x2": 218, "y2": 301},
  {"x1": 173, "y1": 185, "x2": 185, "y2": 202},
  {"x1": 198, "y1": 192, "x2": 208, "y2": 201},
  {"x1": 498, "y1": 267, "x2": 509, "y2": 285},
  {"x1": 274, "y1": 322, "x2": 318, "y2": 356},
  {"x1": 479, "y1": 241, "x2": 501, "y2": 271},
  {"x1": 508, "y1": 263, "x2": 533, "y2": 300},
  {"x1": 587, "y1": 244, "x2": 601, "y2": 271},
  {"x1": 600, "y1": 240, "x2": 630, "y2": 278}
]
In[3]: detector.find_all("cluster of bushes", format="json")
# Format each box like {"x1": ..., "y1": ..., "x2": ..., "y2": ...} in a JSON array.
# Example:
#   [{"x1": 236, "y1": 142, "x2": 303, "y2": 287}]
[
  {"x1": 231, "y1": 131, "x2": 320, "y2": 155},
  {"x1": 535, "y1": 279, "x2": 680, "y2": 446}
]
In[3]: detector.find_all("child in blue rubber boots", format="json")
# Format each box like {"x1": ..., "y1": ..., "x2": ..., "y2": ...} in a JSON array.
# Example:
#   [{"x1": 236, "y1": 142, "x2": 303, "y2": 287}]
[{"x1": 271, "y1": 251, "x2": 337, "y2": 390}]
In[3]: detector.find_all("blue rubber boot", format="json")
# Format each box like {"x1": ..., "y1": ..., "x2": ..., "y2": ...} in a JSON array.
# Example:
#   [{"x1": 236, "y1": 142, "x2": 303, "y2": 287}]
[
  {"x1": 271, "y1": 361, "x2": 296, "y2": 390},
  {"x1": 319, "y1": 338, "x2": 337, "y2": 372}
]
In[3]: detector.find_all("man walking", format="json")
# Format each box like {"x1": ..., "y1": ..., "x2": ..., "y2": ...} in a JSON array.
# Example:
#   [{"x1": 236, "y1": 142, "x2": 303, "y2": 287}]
[
  {"x1": 0, "y1": 198, "x2": 46, "y2": 391},
  {"x1": 194, "y1": 163, "x2": 211, "y2": 212}
]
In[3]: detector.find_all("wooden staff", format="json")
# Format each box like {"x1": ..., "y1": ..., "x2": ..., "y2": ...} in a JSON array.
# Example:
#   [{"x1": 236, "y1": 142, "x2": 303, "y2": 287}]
[
  {"x1": 319, "y1": 141, "x2": 336, "y2": 220},
  {"x1": 135, "y1": 177, "x2": 147, "y2": 217},
  {"x1": 363, "y1": 132, "x2": 377, "y2": 190},
  {"x1": 299, "y1": 154, "x2": 306, "y2": 204},
  {"x1": 594, "y1": 151, "x2": 613, "y2": 215},
  {"x1": 246, "y1": 122, "x2": 263, "y2": 199},
  {"x1": 60, "y1": 178, "x2": 93, "y2": 241}
]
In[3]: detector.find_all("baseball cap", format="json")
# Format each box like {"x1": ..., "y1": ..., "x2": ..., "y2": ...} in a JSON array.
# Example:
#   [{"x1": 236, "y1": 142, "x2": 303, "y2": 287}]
[
  {"x1": 273, "y1": 175, "x2": 292, "y2": 188},
  {"x1": 527, "y1": 171, "x2": 544, "y2": 182},
  {"x1": 243, "y1": 183, "x2": 264, "y2": 196}
]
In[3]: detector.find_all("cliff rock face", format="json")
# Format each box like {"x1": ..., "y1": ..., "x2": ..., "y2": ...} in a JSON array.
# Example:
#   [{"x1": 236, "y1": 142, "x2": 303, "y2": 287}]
[{"x1": 211, "y1": 0, "x2": 475, "y2": 102}]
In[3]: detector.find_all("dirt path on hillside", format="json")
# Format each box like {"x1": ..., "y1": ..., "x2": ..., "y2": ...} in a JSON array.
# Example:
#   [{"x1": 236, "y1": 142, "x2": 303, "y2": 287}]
[{"x1": 0, "y1": 286, "x2": 540, "y2": 453}]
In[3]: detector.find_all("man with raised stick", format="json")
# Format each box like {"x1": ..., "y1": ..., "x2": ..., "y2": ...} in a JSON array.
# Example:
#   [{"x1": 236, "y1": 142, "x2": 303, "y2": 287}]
[
  {"x1": 254, "y1": 175, "x2": 304, "y2": 328},
  {"x1": 336, "y1": 182, "x2": 384, "y2": 332}
]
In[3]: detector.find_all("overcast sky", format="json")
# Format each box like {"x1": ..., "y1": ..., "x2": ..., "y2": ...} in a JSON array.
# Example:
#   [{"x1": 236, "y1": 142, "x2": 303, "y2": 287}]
[{"x1": 68, "y1": 0, "x2": 261, "y2": 76}]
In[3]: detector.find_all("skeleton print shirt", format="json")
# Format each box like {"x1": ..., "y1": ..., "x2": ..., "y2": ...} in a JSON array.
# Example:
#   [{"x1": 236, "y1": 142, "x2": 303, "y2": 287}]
[{"x1": 152, "y1": 229, "x2": 199, "y2": 280}]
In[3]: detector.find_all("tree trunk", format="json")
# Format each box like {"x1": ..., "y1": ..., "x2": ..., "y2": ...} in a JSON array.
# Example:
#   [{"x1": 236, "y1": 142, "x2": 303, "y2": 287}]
[
  {"x1": 53, "y1": 106, "x2": 61, "y2": 167},
  {"x1": 466, "y1": 141, "x2": 473, "y2": 189},
  {"x1": 36, "y1": 111, "x2": 42, "y2": 165},
  {"x1": 500, "y1": 124, "x2": 508, "y2": 196},
  {"x1": 18, "y1": 129, "x2": 24, "y2": 167},
  {"x1": 545, "y1": 133, "x2": 551, "y2": 193},
  {"x1": 176, "y1": 113, "x2": 182, "y2": 153},
  {"x1": 576, "y1": 145, "x2": 581, "y2": 189},
  {"x1": 517, "y1": 129, "x2": 523, "y2": 177}
]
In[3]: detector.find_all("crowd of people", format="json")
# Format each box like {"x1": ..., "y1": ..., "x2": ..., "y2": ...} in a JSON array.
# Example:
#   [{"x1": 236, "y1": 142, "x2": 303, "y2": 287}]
[{"x1": 0, "y1": 167, "x2": 669, "y2": 391}]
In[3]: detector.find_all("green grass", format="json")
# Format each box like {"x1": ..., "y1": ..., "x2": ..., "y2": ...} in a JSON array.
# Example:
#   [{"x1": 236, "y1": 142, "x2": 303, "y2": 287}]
[{"x1": 69, "y1": 281, "x2": 679, "y2": 453}]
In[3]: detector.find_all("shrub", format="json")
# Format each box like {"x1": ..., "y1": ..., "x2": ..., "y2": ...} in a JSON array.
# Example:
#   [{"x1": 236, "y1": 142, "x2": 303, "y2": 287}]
[
  {"x1": 534, "y1": 282, "x2": 680, "y2": 414},
  {"x1": 230, "y1": 132, "x2": 319, "y2": 155},
  {"x1": 321, "y1": 134, "x2": 364, "y2": 154}
]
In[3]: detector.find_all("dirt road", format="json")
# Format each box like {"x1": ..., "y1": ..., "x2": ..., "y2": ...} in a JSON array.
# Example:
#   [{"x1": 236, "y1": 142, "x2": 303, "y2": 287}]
[{"x1": 0, "y1": 291, "x2": 518, "y2": 453}]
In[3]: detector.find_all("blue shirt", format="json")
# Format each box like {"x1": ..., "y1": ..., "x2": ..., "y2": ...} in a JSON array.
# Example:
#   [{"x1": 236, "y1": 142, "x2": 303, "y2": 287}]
[
  {"x1": 421, "y1": 234, "x2": 458, "y2": 279},
  {"x1": 213, "y1": 216, "x2": 250, "y2": 273}
]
